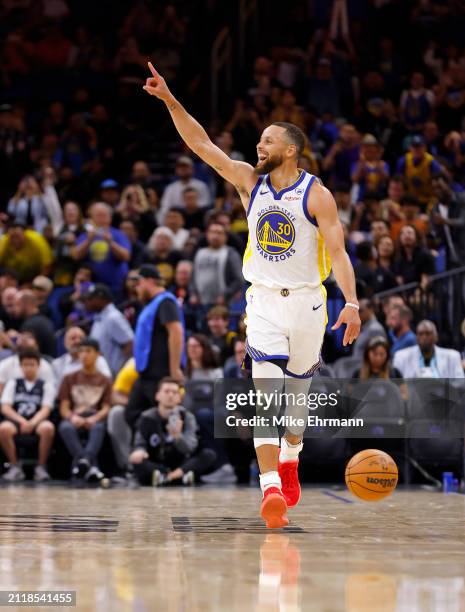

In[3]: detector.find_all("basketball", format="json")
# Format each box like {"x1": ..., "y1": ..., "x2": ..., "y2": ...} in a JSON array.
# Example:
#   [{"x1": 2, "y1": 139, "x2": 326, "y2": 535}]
[{"x1": 345, "y1": 449, "x2": 398, "y2": 501}]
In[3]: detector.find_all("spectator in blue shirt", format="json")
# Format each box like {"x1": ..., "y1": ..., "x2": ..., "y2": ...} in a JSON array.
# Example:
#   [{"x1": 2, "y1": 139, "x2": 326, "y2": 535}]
[
  {"x1": 72, "y1": 202, "x2": 131, "y2": 298},
  {"x1": 386, "y1": 304, "x2": 417, "y2": 355}
]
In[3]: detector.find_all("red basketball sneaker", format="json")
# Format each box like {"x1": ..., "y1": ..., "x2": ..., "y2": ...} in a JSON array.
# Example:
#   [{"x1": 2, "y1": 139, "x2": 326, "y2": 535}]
[
  {"x1": 278, "y1": 457, "x2": 301, "y2": 508},
  {"x1": 260, "y1": 487, "x2": 289, "y2": 529}
]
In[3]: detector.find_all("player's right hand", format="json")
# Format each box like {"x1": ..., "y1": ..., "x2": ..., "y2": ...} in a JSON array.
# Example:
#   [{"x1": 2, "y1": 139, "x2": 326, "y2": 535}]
[{"x1": 143, "y1": 62, "x2": 171, "y2": 101}]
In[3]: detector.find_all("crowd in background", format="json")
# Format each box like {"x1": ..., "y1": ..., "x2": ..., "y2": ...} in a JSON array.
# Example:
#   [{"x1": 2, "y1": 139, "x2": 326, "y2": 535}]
[{"x1": 1, "y1": 0, "x2": 465, "y2": 485}]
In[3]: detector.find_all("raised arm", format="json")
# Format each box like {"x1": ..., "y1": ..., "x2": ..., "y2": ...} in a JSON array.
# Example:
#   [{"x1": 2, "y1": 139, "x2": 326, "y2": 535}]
[
  {"x1": 308, "y1": 182, "x2": 361, "y2": 346},
  {"x1": 143, "y1": 63, "x2": 257, "y2": 202}
]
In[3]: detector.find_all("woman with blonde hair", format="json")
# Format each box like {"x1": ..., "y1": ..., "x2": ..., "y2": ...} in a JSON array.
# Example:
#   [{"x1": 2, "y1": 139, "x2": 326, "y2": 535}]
[{"x1": 113, "y1": 184, "x2": 156, "y2": 241}]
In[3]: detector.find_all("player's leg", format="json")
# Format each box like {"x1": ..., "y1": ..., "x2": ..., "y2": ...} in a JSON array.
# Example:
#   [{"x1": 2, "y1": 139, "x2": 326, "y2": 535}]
[
  {"x1": 252, "y1": 358, "x2": 289, "y2": 529},
  {"x1": 279, "y1": 289, "x2": 326, "y2": 507}
]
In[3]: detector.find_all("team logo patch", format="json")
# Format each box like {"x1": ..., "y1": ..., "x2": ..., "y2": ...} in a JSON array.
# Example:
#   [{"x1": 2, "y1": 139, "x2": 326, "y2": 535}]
[{"x1": 256, "y1": 210, "x2": 295, "y2": 258}]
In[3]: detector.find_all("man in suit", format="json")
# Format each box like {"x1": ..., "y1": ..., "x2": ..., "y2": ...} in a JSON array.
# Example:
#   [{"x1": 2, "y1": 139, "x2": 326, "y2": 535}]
[{"x1": 393, "y1": 320, "x2": 464, "y2": 378}]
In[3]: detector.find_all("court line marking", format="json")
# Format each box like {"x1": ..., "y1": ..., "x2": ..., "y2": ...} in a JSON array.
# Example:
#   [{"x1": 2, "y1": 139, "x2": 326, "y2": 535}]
[{"x1": 322, "y1": 490, "x2": 354, "y2": 504}]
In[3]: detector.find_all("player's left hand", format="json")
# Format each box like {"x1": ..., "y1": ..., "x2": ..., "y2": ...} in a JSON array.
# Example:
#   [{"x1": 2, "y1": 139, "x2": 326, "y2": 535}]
[{"x1": 331, "y1": 306, "x2": 361, "y2": 346}]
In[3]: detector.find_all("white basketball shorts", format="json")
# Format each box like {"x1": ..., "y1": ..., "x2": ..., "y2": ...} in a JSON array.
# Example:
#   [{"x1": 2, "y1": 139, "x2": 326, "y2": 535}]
[{"x1": 244, "y1": 284, "x2": 327, "y2": 378}]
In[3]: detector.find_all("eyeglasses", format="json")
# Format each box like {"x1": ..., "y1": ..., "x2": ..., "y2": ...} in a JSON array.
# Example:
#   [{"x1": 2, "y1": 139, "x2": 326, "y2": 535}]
[{"x1": 128, "y1": 276, "x2": 140, "y2": 281}]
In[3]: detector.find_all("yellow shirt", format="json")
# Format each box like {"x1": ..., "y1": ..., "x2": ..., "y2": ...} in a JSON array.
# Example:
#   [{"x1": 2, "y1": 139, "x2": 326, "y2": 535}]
[
  {"x1": 113, "y1": 358, "x2": 138, "y2": 395},
  {"x1": 0, "y1": 230, "x2": 54, "y2": 282}
]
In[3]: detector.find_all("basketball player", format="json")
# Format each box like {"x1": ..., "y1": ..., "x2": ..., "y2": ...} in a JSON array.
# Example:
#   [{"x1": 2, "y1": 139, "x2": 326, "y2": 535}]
[{"x1": 143, "y1": 62, "x2": 361, "y2": 528}]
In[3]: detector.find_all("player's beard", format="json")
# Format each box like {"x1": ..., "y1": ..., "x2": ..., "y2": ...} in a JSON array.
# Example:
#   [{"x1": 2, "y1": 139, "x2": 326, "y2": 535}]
[{"x1": 254, "y1": 154, "x2": 284, "y2": 175}]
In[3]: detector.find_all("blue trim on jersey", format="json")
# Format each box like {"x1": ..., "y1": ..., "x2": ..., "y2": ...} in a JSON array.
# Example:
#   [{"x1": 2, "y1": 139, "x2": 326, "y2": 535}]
[
  {"x1": 302, "y1": 175, "x2": 318, "y2": 227},
  {"x1": 285, "y1": 358, "x2": 321, "y2": 379},
  {"x1": 246, "y1": 341, "x2": 288, "y2": 363},
  {"x1": 247, "y1": 176, "x2": 263, "y2": 217},
  {"x1": 266, "y1": 170, "x2": 307, "y2": 200}
]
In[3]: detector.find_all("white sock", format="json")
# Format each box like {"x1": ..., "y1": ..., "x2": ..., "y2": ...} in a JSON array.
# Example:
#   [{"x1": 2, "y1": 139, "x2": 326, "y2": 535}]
[
  {"x1": 259, "y1": 470, "x2": 281, "y2": 495},
  {"x1": 280, "y1": 437, "x2": 303, "y2": 462}
]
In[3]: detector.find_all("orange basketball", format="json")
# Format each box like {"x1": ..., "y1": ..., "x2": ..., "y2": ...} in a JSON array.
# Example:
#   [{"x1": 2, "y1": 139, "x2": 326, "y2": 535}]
[{"x1": 345, "y1": 449, "x2": 398, "y2": 501}]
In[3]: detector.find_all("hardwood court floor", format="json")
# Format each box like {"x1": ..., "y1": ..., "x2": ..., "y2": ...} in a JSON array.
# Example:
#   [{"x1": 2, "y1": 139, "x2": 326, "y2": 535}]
[{"x1": 0, "y1": 485, "x2": 464, "y2": 612}]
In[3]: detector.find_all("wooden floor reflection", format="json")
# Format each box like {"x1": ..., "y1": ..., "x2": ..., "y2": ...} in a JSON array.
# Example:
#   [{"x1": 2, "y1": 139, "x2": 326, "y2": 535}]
[{"x1": 0, "y1": 486, "x2": 464, "y2": 611}]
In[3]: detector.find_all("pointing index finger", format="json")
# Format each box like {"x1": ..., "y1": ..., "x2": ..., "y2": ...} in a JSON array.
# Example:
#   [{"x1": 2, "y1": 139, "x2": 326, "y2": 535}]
[{"x1": 148, "y1": 62, "x2": 159, "y2": 78}]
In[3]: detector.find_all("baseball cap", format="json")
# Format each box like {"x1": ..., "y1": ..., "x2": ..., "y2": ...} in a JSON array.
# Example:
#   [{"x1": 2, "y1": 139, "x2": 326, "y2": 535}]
[
  {"x1": 411, "y1": 135, "x2": 425, "y2": 147},
  {"x1": 176, "y1": 155, "x2": 193, "y2": 167},
  {"x1": 137, "y1": 264, "x2": 161, "y2": 280},
  {"x1": 32, "y1": 275, "x2": 54, "y2": 292},
  {"x1": 100, "y1": 179, "x2": 119, "y2": 189},
  {"x1": 78, "y1": 337, "x2": 100, "y2": 351},
  {"x1": 81, "y1": 283, "x2": 113, "y2": 301}
]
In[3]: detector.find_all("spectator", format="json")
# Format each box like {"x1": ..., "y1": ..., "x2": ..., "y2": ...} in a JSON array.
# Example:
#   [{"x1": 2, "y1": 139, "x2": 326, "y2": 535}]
[
  {"x1": 53, "y1": 200, "x2": 85, "y2": 286},
  {"x1": 0, "y1": 348, "x2": 55, "y2": 482},
  {"x1": 58, "y1": 337, "x2": 111, "y2": 482},
  {"x1": 0, "y1": 221, "x2": 54, "y2": 283},
  {"x1": 385, "y1": 304, "x2": 417, "y2": 355},
  {"x1": 144, "y1": 227, "x2": 182, "y2": 286},
  {"x1": 390, "y1": 195, "x2": 429, "y2": 243},
  {"x1": 17, "y1": 290, "x2": 56, "y2": 358},
  {"x1": 181, "y1": 187, "x2": 207, "y2": 229},
  {"x1": 374, "y1": 235, "x2": 398, "y2": 293},
  {"x1": 107, "y1": 357, "x2": 138, "y2": 473},
  {"x1": 351, "y1": 336, "x2": 403, "y2": 380},
  {"x1": 0, "y1": 286, "x2": 22, "y2": 330},
  {"x1": 322, "y1": 123, "x2": 360, "y2": 188},
  {"x1": 396, "y1": 135, "x2": 442, "y2": 208},
  {"x1": 191, "y1": 222, "x2": 244, "y2": 306},
  {"x1": 164, "y1": 208, "x2": 189, "y2": 251},
  {"x1": 380, "y1": 176, "x2": 405, "y2": 228},
  {"x1": 52, "y1": 326, "x2": 111, "y2": 387},
  {"x1": 351, "y1": 134, "x2": 390, "y2": 202},
  {"x1": 353, "y1": 242, "x2": 377, "y2": 297},
  {"x1": 84, "y1": 284, "x2": 134, "y2": 377},
  {"x1": 400, "y1": 72, "x2": 435, "y2": 132},
  {"x1": 117, "y1": 270, "x2": 142, "y2": 328},
  {"x1": 99, "y1": 179, "x2": 120, "y2": 209},
  {"x1": 113, "y1": 184, "x2": 156, "y2": 242},
  {"x1": 392, "y1": 225, "x2": 435, "y2": 287},
  {"x1": 206, "y1": 306, "x2": 237, "y2": 364},
  {"x1": 334, "y1": 183, "x2": 352, "y2": 226},
  {"x1": 186, "y1": 334, "x2": 223, "y2": 380},
  {"x1": 31, "y1": 275, "x2": 54, "y2": 318},
  {"x1": 431, "y1": 175, "x2": 465, "y2": 267},
  {"x1": 158, "y1": 156, "x2": 211, "y2": 223},
  {"x1": 57, "y1": 265, "x2": 93, "y2": 324},
  {"x1": 393, "y1": 320, "x2": 464, "y2": 378},
  {"x1": 352, "y1": 300, "x2": 387, "y2": 360},
  {"x1": 72, "y1": 202, "x2": 131, "y2": 297},
  {"x1": 118, "y1": 220, "x2": 146, "y2": 269},
  {"x1": 127, "y1": 264, "x2": 184, "y2": 428},
  {"x1": 7, "y1": 175, "x2": 50, "y2": 234},
  {"x1": 224, "y1": 338, "x2": 247, "y2": 378},
  {"x1": 129, "y1": 377, "x2": 216, "y2": 486}
]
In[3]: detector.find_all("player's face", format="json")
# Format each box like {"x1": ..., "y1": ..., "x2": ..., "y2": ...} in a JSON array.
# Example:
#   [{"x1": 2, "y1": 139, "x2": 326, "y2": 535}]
[{"x1": 255, "y1": 126, "x2": 290, "y2": 174}]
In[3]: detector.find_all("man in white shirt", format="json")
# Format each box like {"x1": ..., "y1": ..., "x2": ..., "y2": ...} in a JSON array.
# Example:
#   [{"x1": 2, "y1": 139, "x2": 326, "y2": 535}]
[
  {"x1": 393, "y1": 320, "x2": 464, "y2": 378},
  {"x1": 158, "y1": 156, "x2": 211, "y2": 223},
  {"x1": 52, "y1": 326, "x2": 112, "y2": 386}
]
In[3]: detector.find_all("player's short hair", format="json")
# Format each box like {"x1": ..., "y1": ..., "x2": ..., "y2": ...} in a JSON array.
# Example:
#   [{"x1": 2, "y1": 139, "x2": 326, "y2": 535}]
[
  {"x1": 18, "y1": 347, "x2": 41, "y2": 364},
  {"x1": 272, "y1": 122, "x2": 306, "y2": 157}
]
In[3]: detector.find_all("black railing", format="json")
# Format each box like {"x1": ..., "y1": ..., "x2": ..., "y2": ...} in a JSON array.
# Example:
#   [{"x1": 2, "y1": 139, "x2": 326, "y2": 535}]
[{"x1": 373, "y1": 265, "x2": 465, "y2": 351}]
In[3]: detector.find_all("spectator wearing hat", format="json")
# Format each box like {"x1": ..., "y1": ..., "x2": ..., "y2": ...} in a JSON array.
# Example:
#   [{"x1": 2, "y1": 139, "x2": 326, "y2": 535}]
[
  {"x1": 393, "y1": 320, "x2": 464, "y2": 378},
  {"x1": 58, "y1": 337, "x2": 112, "y2": 481},
  {"x1": 158, "y1": 156, "x2": 211, "y2": 223},
  {"x1": 351, "y1": 134, "x2": 390, "y2": 203},
  {"x1": 52, "y1": 326, "x2": 112, "y2": 387},
  {"x1": 99, "y1": 179, "x2": 120, "y2": 208},
  {"x1": 126, "y1": 264, "x2": 185, "y2": 428},
  {"x1": 72, "y1": 202, "x2": 131, "y2": 298},
  {"x1": 396, "y1": 136, "x2": 442, "y2": 208},
  {"x1": 31, "y1": 275, "x2": 54, "y2": 318},
  {"x1": 84, "y1": 283, "x2": 134, "y2": 377},
  {"x1": 0, "y1": 221, "x2": 54, "y2": 283}
]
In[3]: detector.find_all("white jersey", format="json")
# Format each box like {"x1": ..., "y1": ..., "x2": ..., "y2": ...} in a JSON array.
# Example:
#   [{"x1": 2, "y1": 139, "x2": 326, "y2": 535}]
[{"x1": 243, "y1": 170, "x2": 331, "y2": 289}]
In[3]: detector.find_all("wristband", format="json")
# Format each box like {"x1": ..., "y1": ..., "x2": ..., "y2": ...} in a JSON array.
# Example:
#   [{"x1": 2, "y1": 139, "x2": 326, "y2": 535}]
[{"x1": 345, "y1": 302, "x2": 359, "y2": 311}]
